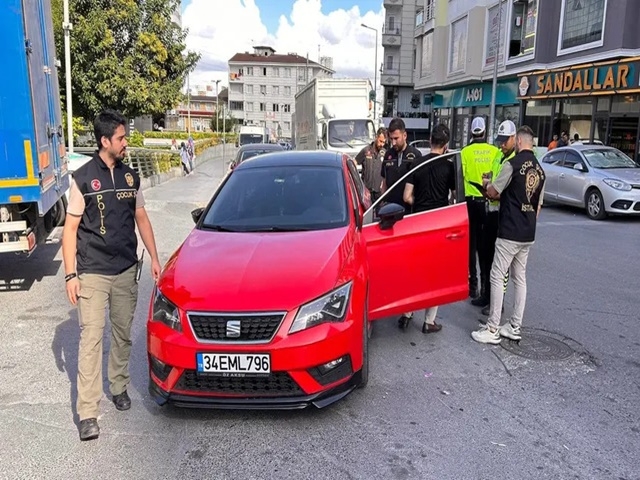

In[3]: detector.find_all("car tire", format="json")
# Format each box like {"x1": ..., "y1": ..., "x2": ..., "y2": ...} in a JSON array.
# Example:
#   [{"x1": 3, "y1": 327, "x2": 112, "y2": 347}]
[
  {"x1": 358, "y1": 294, "x2": 369, "y2": 389},
  {"x1": 585, "y1": 188, "x2": 607, "y2": 220}
]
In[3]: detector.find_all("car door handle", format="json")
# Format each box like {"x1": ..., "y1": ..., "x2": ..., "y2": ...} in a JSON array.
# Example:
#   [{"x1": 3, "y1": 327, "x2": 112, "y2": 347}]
[
  {"x1": 446, "y1": 231, "x2": 465, "y2": 240},
  {"x1": 559, "y1": 173, "x2": 565, "y2": 178}
]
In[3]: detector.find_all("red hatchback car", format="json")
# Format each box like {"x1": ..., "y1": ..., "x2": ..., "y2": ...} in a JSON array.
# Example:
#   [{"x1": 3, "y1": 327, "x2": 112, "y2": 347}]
[{"x1": 147, "y1": 150, "x2": 468, "y2": 409}]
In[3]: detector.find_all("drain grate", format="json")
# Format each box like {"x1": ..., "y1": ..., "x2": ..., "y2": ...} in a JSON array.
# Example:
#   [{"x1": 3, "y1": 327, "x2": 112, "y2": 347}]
[{"x1": 500, "y1": 332, "x2": 575, "y2": 361}]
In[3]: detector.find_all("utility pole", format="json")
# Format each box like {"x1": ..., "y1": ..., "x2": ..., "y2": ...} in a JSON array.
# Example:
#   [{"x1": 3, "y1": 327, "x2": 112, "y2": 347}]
[
  {"x1": 187, "y1": 73, "x2": 191, "y2": 134},
  {"x1": 489, "y1": 0, "x2": 504, "y2": 143},
  {"x1": 63, "y1": 0, "x2": 73, "y2": 153},
  {"x1": 215, "y1": 79, "x2": 221, "y2": 133}
]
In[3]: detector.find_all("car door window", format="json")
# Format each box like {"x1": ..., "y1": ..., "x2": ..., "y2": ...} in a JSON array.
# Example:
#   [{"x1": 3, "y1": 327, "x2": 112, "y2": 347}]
[
  {"x1": 346, "y1": 158, "x2": 368, "y2": 208},
  {"x1": 543, "y1": 151, "x2": 564, "y2": 165},
  {"x1": 562, "y1": 151, "x2": 582, "y2": 169}
]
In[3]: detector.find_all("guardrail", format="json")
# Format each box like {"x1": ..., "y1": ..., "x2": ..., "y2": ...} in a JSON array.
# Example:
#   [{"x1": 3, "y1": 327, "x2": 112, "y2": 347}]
[{"x1": 73, "y1": 147, "x2": 181, "y2": 178}]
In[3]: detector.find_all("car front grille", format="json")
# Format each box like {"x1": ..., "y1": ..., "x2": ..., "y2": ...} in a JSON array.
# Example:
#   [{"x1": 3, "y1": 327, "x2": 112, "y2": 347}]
[
  {"x1": 175, "y1": 370, "x2": 303, "y2": 397},
  {"x1": 188, "y1": 313, "x2": 285, "y2": 342}
]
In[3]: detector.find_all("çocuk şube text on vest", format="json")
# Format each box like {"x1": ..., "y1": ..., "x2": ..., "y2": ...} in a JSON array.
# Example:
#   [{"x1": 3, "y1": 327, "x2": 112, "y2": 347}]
[
  {"x1": 73, "y1": 153, "x2": 141, "y2": 275},
  {"x1": 498, "y1": 150, "x2": 546, "y2": 243}
]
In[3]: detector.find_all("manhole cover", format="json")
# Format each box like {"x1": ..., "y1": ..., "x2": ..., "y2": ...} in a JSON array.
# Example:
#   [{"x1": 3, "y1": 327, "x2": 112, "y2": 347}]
[{"x1": 500, "y1": 332, "x2": 575, "y2": 361}]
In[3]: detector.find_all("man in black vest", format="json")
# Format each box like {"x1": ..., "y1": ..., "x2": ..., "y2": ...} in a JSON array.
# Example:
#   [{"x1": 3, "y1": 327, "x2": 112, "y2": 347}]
[
  {"x1": 62, "y1": 109, "x2": 161, "y2": 441},
  {"x1": 471, "y1": 125, "x2": 545, "y2": 344}
]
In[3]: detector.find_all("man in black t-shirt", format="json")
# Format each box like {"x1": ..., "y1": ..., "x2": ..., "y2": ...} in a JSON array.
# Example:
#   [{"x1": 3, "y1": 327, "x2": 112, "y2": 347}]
[
  {"x1": 380, "y1": 117, "x2": 421, "y2": 210},
  {"x1": 401, "y1": 124, "x2": 455, "y2": 334}
]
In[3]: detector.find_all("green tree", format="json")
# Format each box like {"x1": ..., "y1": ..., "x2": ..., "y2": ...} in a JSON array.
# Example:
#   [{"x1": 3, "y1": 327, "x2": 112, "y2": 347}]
[
  {"x1": 210, "y1": 109, "x2": 237, "y2": 133},
  {"x1": 51, "y1": 0, "x2": 200, "y2": 120}
]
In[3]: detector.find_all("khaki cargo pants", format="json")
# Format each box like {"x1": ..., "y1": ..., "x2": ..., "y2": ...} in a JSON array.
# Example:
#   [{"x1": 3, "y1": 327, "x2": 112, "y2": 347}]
[{"x1": 76, "y1": 264, "x2": 138, "y2": 421}]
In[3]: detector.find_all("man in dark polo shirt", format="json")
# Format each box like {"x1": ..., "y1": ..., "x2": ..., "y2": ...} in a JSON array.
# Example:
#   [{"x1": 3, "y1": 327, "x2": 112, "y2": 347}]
[
  {"x1": 471, "y1": 125, "x2": 545, "y2": 345},
  {"x1": 62, "y1": 109, "x2": 161, "y2": 441},
  {"x1": 402, "y1": 123, "x2": 456, "y2": 334}
]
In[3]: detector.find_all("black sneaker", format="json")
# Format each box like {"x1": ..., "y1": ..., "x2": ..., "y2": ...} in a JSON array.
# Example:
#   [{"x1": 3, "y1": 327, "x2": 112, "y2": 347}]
[
  {"x1": 79, "y1": 418, "x2": 99, "y2": 441},
  {"x1": 112, "y1": 390, "x2": 131, "y2": 411},
  {"x1": 471, "y1": 296, "x2": 489, "y2": 307},
  {"x1": 397, "y1": 314, "x2": 412, "y2": 330}
]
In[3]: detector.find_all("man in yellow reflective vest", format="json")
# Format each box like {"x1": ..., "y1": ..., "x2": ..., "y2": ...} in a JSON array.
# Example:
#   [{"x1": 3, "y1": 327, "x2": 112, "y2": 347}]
[
  {"x1": 460, "y1": 117, "x2": 500, "y2": 301},
  {"x1": 478, "y1": 120, "x2": 516, "y2": 315}
]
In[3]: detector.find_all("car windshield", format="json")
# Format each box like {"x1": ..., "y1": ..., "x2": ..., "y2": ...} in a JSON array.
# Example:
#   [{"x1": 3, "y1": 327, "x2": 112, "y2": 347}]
[
  {"x1": 240, "y1": 134, "x2": 265, "y2": 145},
  {"x1": 328, "y1": 120, "x2": 375, "y2": 148},
  {"x1": 240, "y1": 149, "x2": 277, "y2": 162},
  {"x1": 202, "y1": 165, "x2": 348, "y2": 232},
  {"x1": 583, "y1": 149, "x2": 638, "y2": 169}
]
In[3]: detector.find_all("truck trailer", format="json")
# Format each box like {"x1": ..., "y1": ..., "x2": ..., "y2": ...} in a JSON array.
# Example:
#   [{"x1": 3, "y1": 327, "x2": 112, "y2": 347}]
[{"x1": 0, "y1": 0, "x2": 69, "y2": 255}]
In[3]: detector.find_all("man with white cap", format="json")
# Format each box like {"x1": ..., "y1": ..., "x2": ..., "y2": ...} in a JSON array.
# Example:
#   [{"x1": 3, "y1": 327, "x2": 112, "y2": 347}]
[
  {"x1": 460, "y1": 117, "x2": 501, "y2": 303},
  {"x1": 478, "y1": 120, "x2": 517, "y2": 316}
]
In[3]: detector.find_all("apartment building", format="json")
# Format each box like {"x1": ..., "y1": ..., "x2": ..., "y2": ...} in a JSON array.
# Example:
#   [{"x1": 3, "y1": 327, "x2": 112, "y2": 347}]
[
  {"x1": 381, "y1": 0, "x2": 430, "y2": 139},
  {"x1": 228, "y1": 46, "x2": 334, "y2": 139}
]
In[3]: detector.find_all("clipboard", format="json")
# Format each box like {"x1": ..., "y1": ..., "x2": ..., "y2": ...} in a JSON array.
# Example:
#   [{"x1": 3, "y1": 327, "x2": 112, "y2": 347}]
[{"x1": 136, "y1": 249, "x2": 145, "y2": 283}]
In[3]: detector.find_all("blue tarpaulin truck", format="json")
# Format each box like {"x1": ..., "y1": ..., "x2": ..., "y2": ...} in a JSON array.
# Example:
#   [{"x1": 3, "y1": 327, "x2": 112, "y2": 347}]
[{"x1": 0, "y1": 0, "x2": 69, "y2": 255}]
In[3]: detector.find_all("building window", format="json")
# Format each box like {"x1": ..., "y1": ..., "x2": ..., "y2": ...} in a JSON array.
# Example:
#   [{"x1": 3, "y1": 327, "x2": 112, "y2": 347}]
[
  {"x1": 298, "y1": 68, "x2": 306, "y2": 81},
  {"x1": 386, "y1": 55, "x2": 394, "y2": 71},
  {"x1": 508, "y1": 0, "x2": 538, "y2": 59},
  {"x1": 558, "y1": 0, "x2": 606, "y2": 54},
  {"x1": 247, "y1": 67, "x2": 254, "y2": 75},
  {"x1": 387, "y1": 16, "x2": 396, "y2": 33},
  {"x1": 273, "y1": 86, "x2": 280, "y2": 95},
  {"x1": 230, "y1": 101, "x2": 243, "y2": 110},
  {"x1": 416, "y1": 10, "x2": 424, "y2": 26},
  {"x1": 484, "y1": 1, "x2": 507, "y2": 68},
  {"x1": 449, "y1": 16, "x2": 467, "y2": 74},
  {"x1": 273, "y1": 103, "x2": 280, "y2": 112},
  {"x1": 284, "y1": 86, "x2": 291, "y2": 96},
  {"x1": 260, "y1": 85, "x2": 267, "y2": 95},
  {"x1": 273, "y1": 67, "x2": 280, "y2": 77},
  {"x1": 284, "y1": 121, "x2": 291, "y2": 130},
  {"x1": 421, "y1": 31, "x2": 433, "y2": 78},
  {"x1": 246, "y1": 84, "x2": 253, "y2": 95},
  {"x1": 259, "y1": 103, "x2": 265, "y2": 112},
  {"x1": 262, "y1": 67, "x2": 267, "y2": 76},
  {"x1": 285, "y1": 67, "x2": 292, "y2": 77},
  {"x1": 283, "y1": 104, "x2": 291, "y2": 113},
  {"x1": 246, "y1": 102, "x2": 254, "y2": 112}
]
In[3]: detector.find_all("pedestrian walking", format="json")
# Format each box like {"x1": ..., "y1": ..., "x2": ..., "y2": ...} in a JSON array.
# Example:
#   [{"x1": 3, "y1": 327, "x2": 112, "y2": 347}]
[
  {"x1": 402, "y1": 123, "x2": 456, "y2": 334},
  {"x1": 355, "y1": 127, "x2": 388, "y2": 203},
  {"x1": 180, "y1": 141, "x2": 192, "y2": 175},
  {"x1": 460, "y1": 117, "x2": 501, "y2": 301},
  {"x1": 62, "y1": 109, "x2": 162, "y2": 441},
  {"x1": 471, "y1": 125, "x2": 546, "y2": 344}
]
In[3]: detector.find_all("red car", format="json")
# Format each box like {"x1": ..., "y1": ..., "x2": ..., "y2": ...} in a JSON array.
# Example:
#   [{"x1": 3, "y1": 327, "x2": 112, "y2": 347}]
[{"x1": 147, "y1": 150, "x2": 468, "y2": 409}]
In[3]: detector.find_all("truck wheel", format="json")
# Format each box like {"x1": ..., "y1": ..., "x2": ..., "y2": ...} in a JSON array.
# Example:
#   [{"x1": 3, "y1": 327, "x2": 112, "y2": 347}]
[{"x1": 45, "y1": 197, "x2": 67, "y2": 231}]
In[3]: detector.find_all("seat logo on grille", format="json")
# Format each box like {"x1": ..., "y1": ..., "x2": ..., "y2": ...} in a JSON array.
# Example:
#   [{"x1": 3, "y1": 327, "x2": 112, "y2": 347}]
[{"x1": 226, "y1": 320, "x2": 241, "y2": 338}]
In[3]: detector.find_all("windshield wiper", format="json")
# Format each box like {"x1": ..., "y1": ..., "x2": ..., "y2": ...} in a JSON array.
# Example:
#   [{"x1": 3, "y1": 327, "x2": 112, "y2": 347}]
[
  {"x1": 330, "y1": 136, "x2": 354, "y2": 148},
  {"x1": 202, "y1": 224, "x2": 240, "y2": 232}
]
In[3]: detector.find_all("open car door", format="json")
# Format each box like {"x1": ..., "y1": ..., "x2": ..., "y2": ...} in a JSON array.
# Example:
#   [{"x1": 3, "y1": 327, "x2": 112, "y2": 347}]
[{"x1": 362, "y1": 152, "x2": 469, "y2": 321}]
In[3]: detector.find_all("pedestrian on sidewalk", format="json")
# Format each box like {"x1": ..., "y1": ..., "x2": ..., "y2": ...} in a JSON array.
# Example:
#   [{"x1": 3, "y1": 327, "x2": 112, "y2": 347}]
[
  {"x1": 471, "y1": 125, "x2": 545, "y2": 344},
  {"x1": 403, "y1": 123, "x2": 456, "y2": 334},
  {"x1": 62, "y1": 109, "x2": 162, "y2": 441},
  {"x1": 180, "y1": 142, "x2": 192, "y2": 175}
]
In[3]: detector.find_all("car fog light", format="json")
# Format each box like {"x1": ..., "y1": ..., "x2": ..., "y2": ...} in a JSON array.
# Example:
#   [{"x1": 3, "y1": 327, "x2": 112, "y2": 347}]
[
  {"x1": 149, "y1": 354, "x2": 173, "y2": 382},
  {"x1": 319, "y1": 355, "x2": 347, "y2": 374}
]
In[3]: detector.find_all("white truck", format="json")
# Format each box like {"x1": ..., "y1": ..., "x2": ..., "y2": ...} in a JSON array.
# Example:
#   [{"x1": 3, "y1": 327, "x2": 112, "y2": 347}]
[
  {"x1": 237, "y1": 125, "x2": 269, "y2": 146},
  {"x1": 294, "y1": 78, "x2": 376, "y2": 159}
]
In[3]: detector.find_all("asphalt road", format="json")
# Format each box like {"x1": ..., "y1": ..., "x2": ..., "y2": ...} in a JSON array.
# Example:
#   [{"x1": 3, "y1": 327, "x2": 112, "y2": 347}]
[{"x1": 1, "y1": 152, "x2": 639, "y2": 480}]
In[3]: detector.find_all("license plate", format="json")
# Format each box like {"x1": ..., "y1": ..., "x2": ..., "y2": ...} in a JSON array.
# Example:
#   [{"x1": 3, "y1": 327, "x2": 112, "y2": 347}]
[{"x1": 196, "y1": 353, "x2": 271, "y2": 376}]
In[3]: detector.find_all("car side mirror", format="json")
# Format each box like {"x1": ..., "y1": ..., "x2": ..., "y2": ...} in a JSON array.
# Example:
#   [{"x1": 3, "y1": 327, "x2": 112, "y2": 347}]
[
  {"x1": 191, "y1": 207, "x2": 204, "y2": 224},
  {"x1": 573, "y1": 163, "x2": 586, "y2": 172},
  {"x1": 378, "y1": 203, "x2": 405, "y2": 230}
]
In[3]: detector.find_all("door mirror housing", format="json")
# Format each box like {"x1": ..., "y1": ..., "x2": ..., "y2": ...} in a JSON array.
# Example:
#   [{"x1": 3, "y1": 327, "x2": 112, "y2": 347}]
[
  {"x1": 377, "y1": 203, "x2": 405, "y2": 230},
  {"x1": 573, "y1": 163, "x2": 586, "y2": 172},
  {"x1": 191, "y1": 207, "x2": 205, "y2": 224}
]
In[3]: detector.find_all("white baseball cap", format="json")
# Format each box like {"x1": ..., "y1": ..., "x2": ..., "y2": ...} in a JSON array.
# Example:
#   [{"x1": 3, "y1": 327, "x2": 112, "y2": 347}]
[
  {"x1": 471, "y1": 117, "x2": 486, "y2": 135},
  {"x1": 496, "y1": 120, "x2": 517, "y2": 142}
]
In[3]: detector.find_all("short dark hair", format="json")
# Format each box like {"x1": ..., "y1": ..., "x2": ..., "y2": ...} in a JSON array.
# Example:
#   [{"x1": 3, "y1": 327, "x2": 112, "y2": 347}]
[
  {"x1": 388, "y1": 117, "x2": 406, "y2": 134},
  {"x1": 573, "y1": 133, "x2": 579, "y2": 140},
  {"x1": 376, "y1": 127, "x2": 387, "y2": 137},
  {"x1": 94, "y1": 109, "x2": 127, "y2": 150},
  {"x1": 430, "y1": 124, "x2": 450, "y2": 148},
  {"x1": 516, "y1": 125, "x2": 535, "y2": 144}
]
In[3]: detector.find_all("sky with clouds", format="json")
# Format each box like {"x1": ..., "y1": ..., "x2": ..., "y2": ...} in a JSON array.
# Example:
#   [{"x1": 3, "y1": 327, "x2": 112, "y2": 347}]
[{"x1": 181, "y1": 0, "x2": 385, "y2": 92}]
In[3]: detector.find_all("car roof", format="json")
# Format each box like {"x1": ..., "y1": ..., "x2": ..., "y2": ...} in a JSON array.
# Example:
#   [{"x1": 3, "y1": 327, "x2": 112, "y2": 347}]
[
  {"x1": 238, "y1": 143, "x2": 283, "y2": 152},
  {"x1": 234, "y1": 150, "x2": 344, "y2": 169},
  {"x1": 550, "y1": 144, "x2": 615, "y2": 152}
]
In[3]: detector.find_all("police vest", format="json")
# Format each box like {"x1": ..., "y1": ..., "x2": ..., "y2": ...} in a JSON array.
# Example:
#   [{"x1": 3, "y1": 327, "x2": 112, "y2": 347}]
[
  {"x1": 461, "y1": 141, "x2": 500, "y2": 197},
  {"x1": 74, "y1": 153, "x2": 141, "y2": 275},
  {"x1": 382, "y1": 145, "x2": 421, "y2": 208},
  {"x1": 498, "y1": 150, "x2": 546, "y2": 243},
  {"x1": 488, "y1": 149, "x2": 516, "y2": 210}
]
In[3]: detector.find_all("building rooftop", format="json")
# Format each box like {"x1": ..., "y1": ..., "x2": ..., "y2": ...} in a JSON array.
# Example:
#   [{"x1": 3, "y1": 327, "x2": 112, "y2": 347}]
[{"x1": 229, "y1": 46, "x2": 333, "y2": 71}]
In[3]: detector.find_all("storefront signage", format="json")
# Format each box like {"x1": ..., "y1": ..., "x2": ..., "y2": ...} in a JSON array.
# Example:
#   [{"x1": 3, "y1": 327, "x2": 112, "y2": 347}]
[
  {"x1": 518, "y1": 58, "x2": 640, "y2": 99},
  {"x1": 432, "y1": 79, "x2": 518, "y2": 108}
]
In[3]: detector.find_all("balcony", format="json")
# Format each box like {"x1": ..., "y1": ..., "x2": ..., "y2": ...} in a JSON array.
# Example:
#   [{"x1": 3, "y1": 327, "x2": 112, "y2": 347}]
[
  {"x1": 229, "y1": 72, "x2": 244, "y2": 83},
  {"x1": 380, "y1": 68, "x2": 400, "y2": 86},
  {"x1": 383, "y1": 0, "x2": 402, "y2": 6},
  {"x1": 414, "y1": 1, "x2": 435, "y2": 38},
  {"x1": 382, "y1": 24, "x2": 401, "y2": 47}
]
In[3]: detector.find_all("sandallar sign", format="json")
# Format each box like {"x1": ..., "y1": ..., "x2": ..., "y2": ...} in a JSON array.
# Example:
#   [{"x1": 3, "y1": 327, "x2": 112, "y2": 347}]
[{"x1": 518, "y1": 58, "x2": 640, "y2": 99}]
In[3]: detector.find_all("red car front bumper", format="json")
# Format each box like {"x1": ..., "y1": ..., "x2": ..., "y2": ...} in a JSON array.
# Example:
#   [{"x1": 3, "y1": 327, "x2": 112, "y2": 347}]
[{"x1": 147, "y1": 311, "x2": 365, "y2": 410}]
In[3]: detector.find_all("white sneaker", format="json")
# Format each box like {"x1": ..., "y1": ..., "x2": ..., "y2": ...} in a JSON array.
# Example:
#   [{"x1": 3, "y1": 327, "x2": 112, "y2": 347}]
[
  {"x1": 499, "y1": 323, "x2": 522, "y2": 341},
  {"x1": 471, "y1": 326, "x2": 501, "y2": 344}
]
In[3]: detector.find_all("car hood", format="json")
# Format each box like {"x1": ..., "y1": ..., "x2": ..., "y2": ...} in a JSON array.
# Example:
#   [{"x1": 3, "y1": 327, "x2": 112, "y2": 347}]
[
  {"x1": 596, "y1": 168, "x2": 640, "y2": 184},
  {"x1": 158, "y1": 226, "x2": 354, "y2": 312}
]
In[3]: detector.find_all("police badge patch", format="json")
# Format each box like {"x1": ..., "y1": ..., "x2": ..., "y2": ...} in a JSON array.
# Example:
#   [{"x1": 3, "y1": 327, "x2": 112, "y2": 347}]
[{"x1": 125, "y1": 173, "x2": 134, "y2": 187}]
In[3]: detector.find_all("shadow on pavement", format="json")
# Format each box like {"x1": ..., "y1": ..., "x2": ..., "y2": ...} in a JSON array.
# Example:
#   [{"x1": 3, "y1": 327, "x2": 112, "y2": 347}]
[
  {"x1": 0, "y1": 243, "x2": 62, "y2": 292},
  {"x1": 51, "y1": 309, "x2": 80, "y2": 424}
]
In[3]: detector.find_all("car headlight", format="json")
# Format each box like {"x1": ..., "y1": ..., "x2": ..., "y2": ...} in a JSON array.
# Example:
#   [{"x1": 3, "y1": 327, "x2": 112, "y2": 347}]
[
  {"x1": 289, "y1": 282, "x2": 352, "y2": 334},
  {"x1": 152, "y1": 289, "x2": 182, "y2": 332},
  {"x1": 603, "y1": 178, "x2": 632, "y2": 191}
]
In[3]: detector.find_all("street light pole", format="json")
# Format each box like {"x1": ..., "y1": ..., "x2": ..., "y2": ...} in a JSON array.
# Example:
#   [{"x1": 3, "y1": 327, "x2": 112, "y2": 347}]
[
  {"x1": 215, "y1": 79, "x2": 221, "y2": 133},
  {"x1": 361, "y1": 23, "x2": 378, "y2": 124},
  {"x1": 187, "y1": 73, "x2": 191, "y2": 134},
  {"x1": 489, "y1": 0, "x2": 504, "y2": 143},
  {"x1": 63, "y1": 0, "x2": 73, "y2": 153}
]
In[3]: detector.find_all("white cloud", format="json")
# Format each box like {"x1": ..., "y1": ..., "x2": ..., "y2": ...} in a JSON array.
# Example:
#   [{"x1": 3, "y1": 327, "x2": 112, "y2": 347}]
[{"x1": 182, "y1": 0, "x2": 384, "y2": 94}]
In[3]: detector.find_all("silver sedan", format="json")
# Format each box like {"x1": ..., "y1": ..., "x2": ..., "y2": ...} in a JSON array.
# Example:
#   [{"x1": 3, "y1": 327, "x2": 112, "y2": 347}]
[{"x1": 540, "y1": 145, "x2": 640, "y2": 220}]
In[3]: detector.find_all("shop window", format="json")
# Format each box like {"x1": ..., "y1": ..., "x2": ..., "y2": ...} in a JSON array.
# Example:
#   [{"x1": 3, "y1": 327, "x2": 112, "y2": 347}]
[
  {"x1": 523, "y1": 100, "x2": 553, "y2": 146},
  {"x1": 449, "y1": 16, "x2": 468, "y2": 74},
  {"x1": 508, "y1": 0, "x2": 538, "y2": 60},
  {"x1": 558, "y1": 0, "x2": 606, "y2": 54}
]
